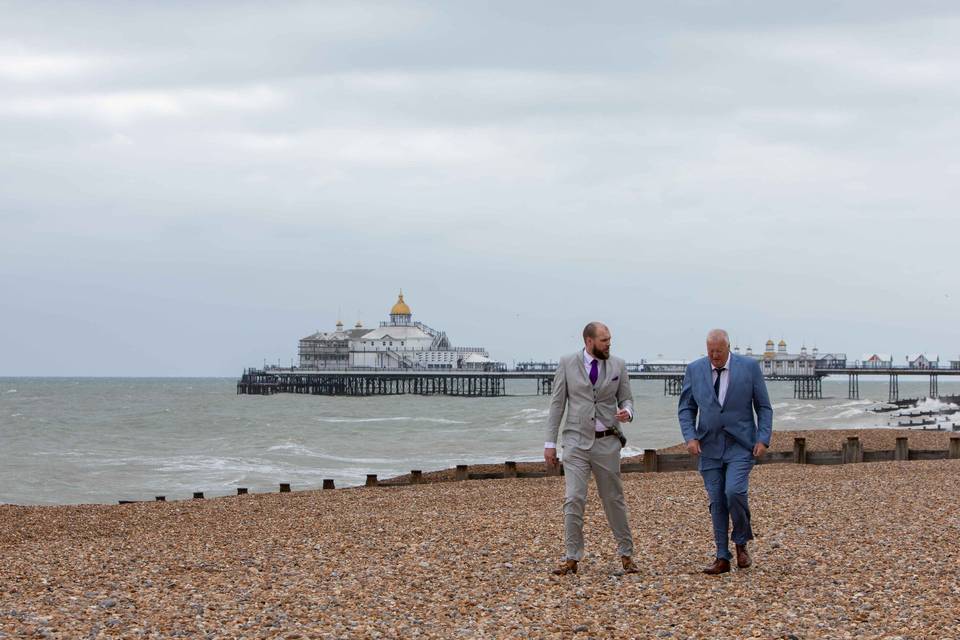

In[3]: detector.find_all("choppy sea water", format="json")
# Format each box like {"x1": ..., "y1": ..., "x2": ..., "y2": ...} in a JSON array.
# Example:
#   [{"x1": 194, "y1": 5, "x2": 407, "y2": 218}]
[{"x1": 1, "y1": 377, "x2": 958, "y2": 505}]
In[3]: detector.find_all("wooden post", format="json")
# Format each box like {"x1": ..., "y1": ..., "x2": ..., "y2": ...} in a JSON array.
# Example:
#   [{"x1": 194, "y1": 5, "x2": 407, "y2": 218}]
[
  {"x1": 279, "y1": 483, "x2": 291, "y2": 493},
  {"x1": 845, "y1": 436, "x2": 863, "y2": 463},
  {"x1": 793, "y1": 437, "x2": 807, "y2": 464},
  {"x1": 949, "y1": 437, "x2": 960, "y2": 460},
  {"x1": 455, "y1": 464, "x2": 469, "y2": 481},
  {"x1": 155, "y1": 496, "x2": 166, "y2": 502},
  {"x1": 504, "y1": 461, "x2": 518, "y2": 478},
  {"x1": 643, "y1": 449, "x2": 658, "y2": 473},
  {"x1": 322, "y1": 479, "x2": 335, "y2": 490},
  {"x1": 411, "y1": 470, "x2": 423, "y2": 484},
  {"x1": 193, "y1": 492, "x2": 204, "y2": 500},
  {"x1": 237, "y1": 487, "x2": 248, "y2": 495},
  {"x1": 365, "y1": 474, "x2": 378, "y2": 487},
  {"x1": 895, "y1": 437, "x2": 909, "y2": 461}
]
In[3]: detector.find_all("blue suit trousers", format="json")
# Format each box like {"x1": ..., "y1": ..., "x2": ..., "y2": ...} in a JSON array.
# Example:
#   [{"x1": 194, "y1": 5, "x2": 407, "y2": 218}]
[{"x1": 699, "y1": 444, "x2": 755, "y2": 560}]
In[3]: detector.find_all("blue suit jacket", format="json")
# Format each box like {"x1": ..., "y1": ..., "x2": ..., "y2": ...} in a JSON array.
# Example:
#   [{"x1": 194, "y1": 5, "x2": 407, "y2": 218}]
[{"x1": 678, "y1": 354, "x2": 773, "y2": 463}]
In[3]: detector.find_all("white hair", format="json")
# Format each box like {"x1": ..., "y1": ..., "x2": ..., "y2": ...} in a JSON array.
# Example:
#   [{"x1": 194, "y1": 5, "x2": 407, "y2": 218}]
[{"x1": 706, "y1": 329, "x2": 730, "y2": 346}]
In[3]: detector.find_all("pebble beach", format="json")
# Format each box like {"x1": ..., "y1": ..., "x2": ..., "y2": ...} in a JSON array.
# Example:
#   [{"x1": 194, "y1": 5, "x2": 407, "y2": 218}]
[{"x1": 2, "y1": 429, "x2": 959, "y2": 639}]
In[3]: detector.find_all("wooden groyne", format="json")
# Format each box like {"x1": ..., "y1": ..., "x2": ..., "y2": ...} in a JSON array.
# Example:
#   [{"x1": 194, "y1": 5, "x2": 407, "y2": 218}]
[{"x1": 119, "y1": 434, "x2": 960, "y2": 504}]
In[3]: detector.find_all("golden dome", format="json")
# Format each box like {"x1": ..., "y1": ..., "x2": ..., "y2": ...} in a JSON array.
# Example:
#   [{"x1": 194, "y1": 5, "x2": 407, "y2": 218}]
[
  {"x1": 778, "y1": 339, "x2": 787, "y2": 347},
  {"x1": 765, "y1": 339, "x2": 775, "y2": 347},
  {"x1": 390, "y1": 292, "x2": 411, "y2": 316}
]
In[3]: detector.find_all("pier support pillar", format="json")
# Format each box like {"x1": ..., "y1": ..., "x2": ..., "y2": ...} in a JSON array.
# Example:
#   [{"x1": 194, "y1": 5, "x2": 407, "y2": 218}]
[
  {"x1": 930, "y1": 374, "x2": 939, "y2": 399},
  {"x1": 888, "y1": 374, "x2": 899, "y2": 402},
  {"x1": 848, "y1": 374, "x2": 859, "y2": 400}
]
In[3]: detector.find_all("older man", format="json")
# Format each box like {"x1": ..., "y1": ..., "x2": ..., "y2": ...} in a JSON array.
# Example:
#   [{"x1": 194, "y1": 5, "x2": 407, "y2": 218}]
[
  {"x1": 678, "y1": 329, "x2": 773, "y2": 574},
  {"x1": 545, "y1": 322, "x2": 638, "y2": 576}
]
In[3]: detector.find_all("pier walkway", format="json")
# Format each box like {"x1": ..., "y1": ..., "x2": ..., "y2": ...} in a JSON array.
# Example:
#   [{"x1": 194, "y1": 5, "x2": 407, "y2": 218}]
[{"x1": 238, "y1": 366, "x2": 960, "y2": 401}]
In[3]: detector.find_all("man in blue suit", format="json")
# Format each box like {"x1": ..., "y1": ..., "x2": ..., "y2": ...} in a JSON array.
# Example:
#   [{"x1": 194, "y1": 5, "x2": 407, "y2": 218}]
[{"x1": 678, "y1": 329, "x2": 773, "y2": 574}]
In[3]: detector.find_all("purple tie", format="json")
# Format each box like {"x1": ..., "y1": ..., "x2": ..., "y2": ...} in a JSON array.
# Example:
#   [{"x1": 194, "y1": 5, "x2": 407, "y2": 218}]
[{"x1": 589, "y1": 359, "x2": 599, "y2": 385}]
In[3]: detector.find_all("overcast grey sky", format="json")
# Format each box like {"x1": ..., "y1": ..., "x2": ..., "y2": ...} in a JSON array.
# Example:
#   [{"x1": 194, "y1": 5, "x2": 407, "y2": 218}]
[{"x1": 2, "y1": 1, "x2": 958, "y2": 375}]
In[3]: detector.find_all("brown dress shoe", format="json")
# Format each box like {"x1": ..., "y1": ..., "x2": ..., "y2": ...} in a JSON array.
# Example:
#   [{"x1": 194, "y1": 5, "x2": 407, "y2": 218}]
[
  {"x1": 735, "y1": 544, "x2": 752, "y2": 569},
  {"x1": 702, "y1": 558, "x2": 731, "y2": 575},
  {"x1": 552, "y1": 559, "x2": 578, "y2": 575},
  {"x1": 621, "y1": 556, "x2": 639, "y2": 574}
]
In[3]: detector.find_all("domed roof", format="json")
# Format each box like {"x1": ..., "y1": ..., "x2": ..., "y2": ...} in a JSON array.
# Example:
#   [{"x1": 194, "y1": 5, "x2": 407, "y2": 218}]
[
  {"x1": 390, "y1": 292, "x2": 411, "y2": 316},
  {"x1": 766, "y1": 339, "x2": 775, "y2": 347},
  {"x1": 778, "y1": 339, "x2": 787, "y2": 347}
]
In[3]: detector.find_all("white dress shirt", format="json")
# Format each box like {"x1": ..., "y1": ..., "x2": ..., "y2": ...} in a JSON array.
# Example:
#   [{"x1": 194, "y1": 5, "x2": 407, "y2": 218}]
[
  {"x1": 712, "y1": 353, "x2": 731, "y2": 406},
  {"x1": 544, "y1": 349, "x2": 632, "y2": 449}
]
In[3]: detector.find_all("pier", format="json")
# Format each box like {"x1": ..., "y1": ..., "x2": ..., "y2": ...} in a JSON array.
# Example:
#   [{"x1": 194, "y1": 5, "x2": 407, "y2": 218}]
[
  {"x1": 237, "y1": 368, "x2": 690, "y2": 397},
  {"x1": 238, "y1": 366, "x2": 960, "y2": 400}
]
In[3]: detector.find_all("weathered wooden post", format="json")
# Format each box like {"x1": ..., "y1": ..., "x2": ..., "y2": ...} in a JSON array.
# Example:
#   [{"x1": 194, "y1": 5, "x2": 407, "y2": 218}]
[
  {"x1": 237, "y1": 487, "x2": 248, "y2": 495},
  {"x1": 949, "y1": 437, "x2": 960, "y2": 460},
  {"x1": 504, "y1": 461, "x2": 518, "y2": 478},
  {"x1": 793, "y1": 437, "x2": 807, "y2": 464},
  {"x1": 322, "y1": 479, "x2": 335, "y2": 490},
  {"x1": 895, "y1": 437, "x2": 909, "y2": 461},
  {"x1": 410, "y1": 470, "x2": 423, "y2": 484},
  {"x1": 279, "y1": 483, "x2": 291, "y2": 493},
  {"x1": 155, "y1": 496, "x2": 166, "y2": 502},
  {"x1": 193, "y1": 492, "x2": 204, "y2": 500},
  {"x1": 365, "y1": 474, "x2": 378, "y2": 487},
  {"x1": 845, "y1": 436, "x2": 863, "y2": 463},
  {"x1": 643, "y1": 449, "x2": 659, "y2": 473},
  {"x1": 455, "y1": 464, "x2": 469, "y2": 481}
]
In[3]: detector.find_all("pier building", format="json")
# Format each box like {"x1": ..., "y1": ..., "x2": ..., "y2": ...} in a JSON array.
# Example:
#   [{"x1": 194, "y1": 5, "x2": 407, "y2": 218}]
[
  {"x1": 907, "y1": 353, "x2": 940, "y2": 369},
  {"x1": 298, "y1": 292, "x2": 494, "y2": 370},
  {"x1": 860, "y1": 353, "x2": 893, "y2": 368}
]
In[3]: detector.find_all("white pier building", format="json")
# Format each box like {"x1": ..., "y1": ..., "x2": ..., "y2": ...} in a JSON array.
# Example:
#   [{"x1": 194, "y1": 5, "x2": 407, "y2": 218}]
[{"x1": 299, "y1": 292, "x2": 494, "y2": 370}]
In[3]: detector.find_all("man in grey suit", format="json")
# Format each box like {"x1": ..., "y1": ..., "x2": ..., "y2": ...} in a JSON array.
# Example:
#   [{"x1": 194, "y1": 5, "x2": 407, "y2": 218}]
[
  {"x1": 545, "y1": 322, "x2": 639, "y2": 576},
  {"x1": 678, "y1": 329, "x2": 773, "y2": 574}
]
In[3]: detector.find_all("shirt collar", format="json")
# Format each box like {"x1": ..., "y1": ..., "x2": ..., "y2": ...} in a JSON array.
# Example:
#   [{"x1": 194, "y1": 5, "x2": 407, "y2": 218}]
[
  {"x1": 711, "y1": 353, "x2": 732, "y2": 371},
  {"x1": 583, "y1": 349, "x2": 597, "y2": 366}
]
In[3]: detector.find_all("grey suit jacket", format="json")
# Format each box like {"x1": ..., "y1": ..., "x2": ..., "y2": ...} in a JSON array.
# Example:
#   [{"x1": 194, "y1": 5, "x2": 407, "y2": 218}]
[{"x1": 545, "y1": 351, "x2": 634, "y2": 450}]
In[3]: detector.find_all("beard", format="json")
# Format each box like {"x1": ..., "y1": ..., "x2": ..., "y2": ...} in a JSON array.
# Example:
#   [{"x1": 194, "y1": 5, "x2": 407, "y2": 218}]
[{"x1": 593, "y1": 346, "x2": 610, "y2": 360}]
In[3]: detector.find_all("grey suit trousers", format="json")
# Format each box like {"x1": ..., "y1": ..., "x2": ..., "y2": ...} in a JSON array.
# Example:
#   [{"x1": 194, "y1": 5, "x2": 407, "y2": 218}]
[{"x1": 562, "y1": 434, "x2": 634, "y2": 561}]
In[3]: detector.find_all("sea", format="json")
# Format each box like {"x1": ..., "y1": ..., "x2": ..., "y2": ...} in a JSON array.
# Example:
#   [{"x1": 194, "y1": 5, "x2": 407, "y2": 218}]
[{"x1": 1, "y1": 377, "x2": 958, "y2": 506}]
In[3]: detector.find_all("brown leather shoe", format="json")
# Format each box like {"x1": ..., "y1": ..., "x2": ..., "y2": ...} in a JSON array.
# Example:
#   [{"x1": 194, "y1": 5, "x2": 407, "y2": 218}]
[
  {"x1": 702, "y1": 558, "x2": 730, "y2": 575},
  {"x1": 552, "y1": 559, "x2": 578, "y2": 575},
  {"x1": 735, "y1": 544, "x2": 752, "y2": 569},
  {"x1": 620, "y1": 556, "x2": 639, "y2": 574}
]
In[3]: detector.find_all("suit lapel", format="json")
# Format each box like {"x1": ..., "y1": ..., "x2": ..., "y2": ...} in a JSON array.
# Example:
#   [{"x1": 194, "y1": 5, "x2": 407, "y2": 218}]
[
  {"x1": 704, "y1": 360, "x2": 720, "y2": 406},
  {"x1": 723, "y1": 355, "x2": 739, "y2": 407},
  {"x1": 574, "y1": 350, "x2": 591, "y2": 387}
]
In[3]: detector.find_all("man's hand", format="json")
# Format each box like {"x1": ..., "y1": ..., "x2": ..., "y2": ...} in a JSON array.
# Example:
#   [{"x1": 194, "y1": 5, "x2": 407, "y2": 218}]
[
  {"x1": 753, "y1": 442, "x2": 768, "y2": 458},
  {"x1": 544, "y1": 447, "x2": 559, "y2": 468},
  {"x1": 615, "y1": 408, "x2": 631, "y2": 423},
  {"x1": 686, "y1": 439, "x2": 701, "y2": 456}
]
